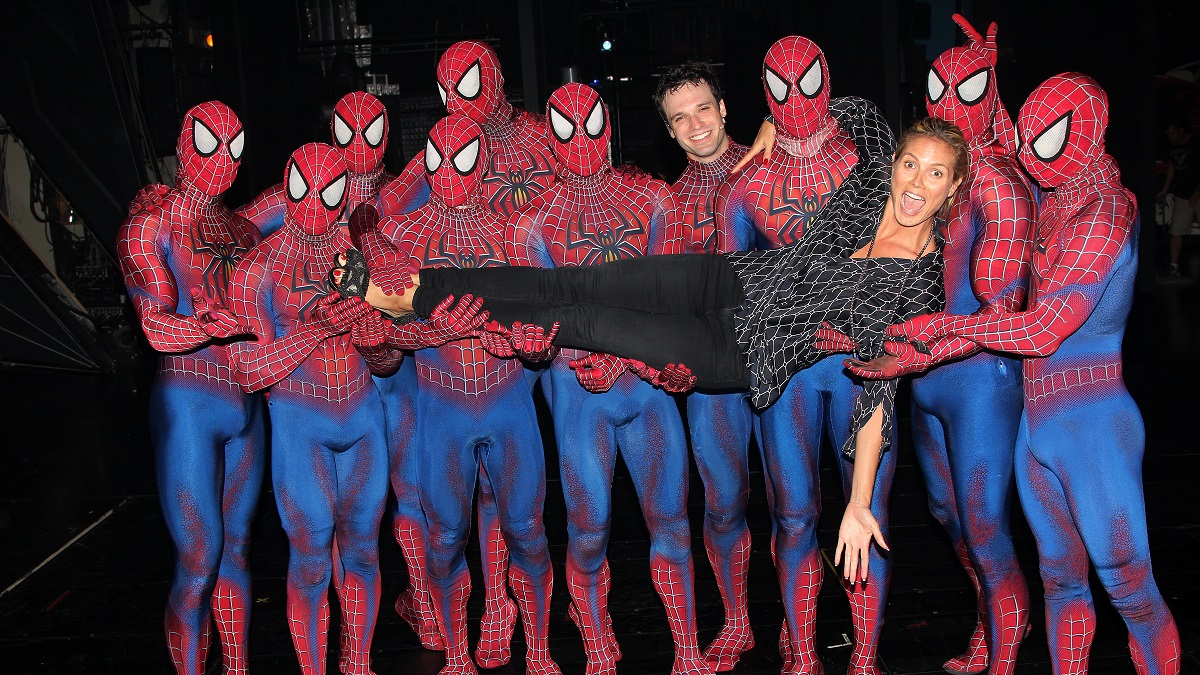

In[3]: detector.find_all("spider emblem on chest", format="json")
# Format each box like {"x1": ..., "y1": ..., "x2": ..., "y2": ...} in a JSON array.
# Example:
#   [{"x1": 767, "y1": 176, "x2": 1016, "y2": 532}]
[
  {"x1": 188, "y1": 226, "x2": 248, "y2": 298},
  {"x1": 423, "y1": 231, "x2": 507, "y2": 269},
  {"x1": 482, "y1": 149, "x2": 555, "y2": 216},
  {"x1": 286, "y1": 260, "x2": 332, "y2": 321},
  {"x1": 565, "y1": 202, "x2": 647, "y2": 265},
  {"x1": 763, "y1": 166, "x2": 839, "y2": 245}
]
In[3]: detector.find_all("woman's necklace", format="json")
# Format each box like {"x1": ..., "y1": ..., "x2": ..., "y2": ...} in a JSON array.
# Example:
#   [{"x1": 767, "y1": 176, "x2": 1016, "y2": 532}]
[{"x1": 848, "y1": 219, "x2": 937, "y2": 352}]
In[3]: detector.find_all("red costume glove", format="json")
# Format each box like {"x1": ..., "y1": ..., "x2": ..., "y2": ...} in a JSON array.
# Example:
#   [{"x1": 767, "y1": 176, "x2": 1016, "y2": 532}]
[
  {"x1": 886, "y1": 312, "x2": 954, "y2": 345},
  {"x1": 348, "y1": 202, "x2": 417, "y2": 298},
  {"x1": 386, "y1": 294, "x2": 488, "y2": 350},
  {"x1": 508, "y1": 321, "x2": 559, "y2": 362},
  {"x1": 569, "y1": 352, "x2": 627, "y2": 393},
  {"x1": 476, "y1": 320, "x2": 517, "y2": 358},
  {"x1": 310, "y1": 293, "x2": 373, "y2": 337},
  {"x1": 626, "y1": 359, "x2": 697, "y2": 393},
  {"x1": 128, "y1": 183, "x2": 171, "y2": 216},
  {"x1": 191, "y1": 286, "x2": 252, "y2": 339},
  {"x1": 350, "y1": 308, "x2": 390, "y2": 351},
  {"x1": 813, "y1": 321, "x2": 857, "y2": 355}
]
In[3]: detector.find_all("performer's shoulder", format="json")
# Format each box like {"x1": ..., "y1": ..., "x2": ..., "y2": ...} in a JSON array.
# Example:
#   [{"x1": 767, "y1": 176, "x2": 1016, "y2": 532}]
[
  {"x1": 515, "y1": 108, "x2": 547, "y2": 129},
  {"x1": 971, "y1": 154, "x2": 1033, "y2": 195}
]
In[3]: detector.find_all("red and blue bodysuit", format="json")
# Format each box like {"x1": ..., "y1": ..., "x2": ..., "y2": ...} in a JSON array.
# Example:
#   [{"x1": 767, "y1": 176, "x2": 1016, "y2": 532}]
[
  {"x1": 377, "y1": 42, "x2": 558, "y2": 662},
  {"x1": 714, "y1": 37, "x2": 895, "y2": 674},
  {"x1": 237, "y1": 91, "x2": 442, "y2": 656},
  {"x1": 891, "y1": 73, "x2": 1181, "y2": 675},
  {"x1": 118, "y1": 101, "x2": 262, "y2": 675},
  {"x1": 375, "y1": 114, "x2": 560, "y2": 675},
  {"x1": 671, "y1": 141, "x2": 757, "y2": 671},
  {"x1": 908, "y1": 17, "x2": 1035, "y2": 674},
  {"x1": 226, "y1": 143, "x2": 396, "y2": 675},
  {"x1": 506, "y1": 82, "x2": 712, "y2": 675}
]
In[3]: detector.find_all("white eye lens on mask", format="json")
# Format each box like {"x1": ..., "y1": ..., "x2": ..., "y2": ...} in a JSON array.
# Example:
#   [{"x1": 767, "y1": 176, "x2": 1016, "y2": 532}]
[
  {"x1": 764, "y1": 67, "x2": 789, "y2": 104},
  {"x1": 193, "y1": 118, "x2": 219, "y2": 156},
  {"x1": 287, "y1": 162, "x2": 309, "y2": 200},
  {"x1": 332, "y1": 114, "x2": 354, "y2": 147},
  {"x1": 456, "y1": 62, "x2": 482, "y2": 99},
  {"x1": 363, "y1": 113, "x2": 386, "y2": 148},
  {"x1": 956, "y1": 68, "x2": 990, "y2": 106},
  {"x1": 584, "y1": 99, "x2": 606, "y2": 138},
  {"x1": 549, "y1": 107, "x2": 575, "y2": 142},
  {"x1": 452, "y1": 138, "x2": 481, "y2": 175},
  {"x1": 797, "y1": 58, "x2": 823, "y2": 98},
  {"x1": 228, "y1": 130, "x2": 245, "y2": 160},
  {"x1": 425, "y1": 139, "x2": 443, "y2": 172},
  {"x1": 320, "y1": 174, "x2": 347, "y2": 209},
  {"x1": 1031, "y1": 111, "x2": 1071, "y2": 162}
]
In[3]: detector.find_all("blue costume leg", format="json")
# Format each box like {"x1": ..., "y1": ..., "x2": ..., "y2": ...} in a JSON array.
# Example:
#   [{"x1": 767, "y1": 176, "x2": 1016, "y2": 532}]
[
  {"x1": 271, "y1": 394, "x2": 387, "y2": 675},
  {"x1": 912, "y1": 356, "x2": 1028, "y2": 674},
  {"x1": 332, "y1": 405, "x2": 388, "y2": 675},
  {"x1": 151, "y1": 378, "x2": 262, "y2": 675},
  {"x1": 687, "y1": 391, "x2": 755, "y2": 671},
  {"x1": 475, "y1": 464, "x2": 518, "y2": 668},
  {"x1": 756, "y1": 372, "x2": 825, "y2": 674},
  {"x1": 418, "y1": 390, "x2": 486, "y2": 675},
  {"x1": 827, "y1": 360, "x2": 895, "y2": 675},
  {"x1": 619, "y1": 385, "x2": 709, "y2": 673},
  {"x1": 552, "y1": 374, "x2": 622, "y2": 675},
  {"x1": 1018, "y1": 404, "x2": 1180, "y2": 675},
  {"x1": 212, "y1": 393, "x2": 265, "y2": 674},
  {"x1": 481, "y1": 400, "x2": 558, "y2": 673},
  {"x1": 378, "y1": 359, "x2": 444, "y2": 650}
]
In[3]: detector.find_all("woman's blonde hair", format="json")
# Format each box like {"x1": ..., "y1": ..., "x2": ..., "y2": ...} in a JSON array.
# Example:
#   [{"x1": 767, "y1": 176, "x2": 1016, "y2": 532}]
[{"x1": 895, "y1": 117, "x2": 970, "y2": 218}]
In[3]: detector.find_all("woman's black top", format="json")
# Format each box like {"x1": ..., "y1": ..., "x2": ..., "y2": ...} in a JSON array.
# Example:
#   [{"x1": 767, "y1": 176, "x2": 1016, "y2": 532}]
[{"x1": 727, "y1": 97, "x2": 945, "y2": 459}]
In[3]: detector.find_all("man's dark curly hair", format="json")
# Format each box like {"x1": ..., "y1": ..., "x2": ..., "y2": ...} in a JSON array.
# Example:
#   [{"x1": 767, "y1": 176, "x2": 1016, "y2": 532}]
[{"x1": 652, "y1": 62, "x2": 724, "y2": 124}]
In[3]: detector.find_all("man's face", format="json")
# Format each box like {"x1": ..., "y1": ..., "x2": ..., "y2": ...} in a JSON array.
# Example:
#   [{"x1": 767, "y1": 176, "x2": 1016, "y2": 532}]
[
  {"x1": 1167, "y1": 125, "x2": 1187, "y2": 145},
  {"x1": 662, "y1": 82, "x2": 728, "y2": 162}
]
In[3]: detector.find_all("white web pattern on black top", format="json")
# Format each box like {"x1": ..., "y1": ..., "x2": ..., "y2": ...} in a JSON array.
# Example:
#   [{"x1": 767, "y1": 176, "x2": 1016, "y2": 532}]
[{"x1": 727, "y1": 97, "x2": 945, "y2": 457}]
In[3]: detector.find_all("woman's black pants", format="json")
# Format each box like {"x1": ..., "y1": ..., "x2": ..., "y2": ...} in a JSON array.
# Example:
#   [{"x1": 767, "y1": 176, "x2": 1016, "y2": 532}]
[{"x1": 412, "y1": 254, "x2": 750, "y2": 390}]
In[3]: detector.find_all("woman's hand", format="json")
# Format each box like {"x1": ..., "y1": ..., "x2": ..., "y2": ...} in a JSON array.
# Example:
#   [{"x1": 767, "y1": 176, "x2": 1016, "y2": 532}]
[
  {"x1": 728, "y1": 119, "x2": 777, "y2": 174},
  {"x1": 835, "y1": 502, "x2": 889, "y2": 587}
]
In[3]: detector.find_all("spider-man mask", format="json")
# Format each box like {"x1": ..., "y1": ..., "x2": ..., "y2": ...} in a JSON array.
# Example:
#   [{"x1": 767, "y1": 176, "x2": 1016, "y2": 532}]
[
  {"x1": 546, "y1": 83, "x2": 610, "y2": 176},
  {"x1": 284, "y1": 142, "x2": 348, "y2": 237},
  {"x1": 926, "y1": 47, "x2": 997, "y2": 144},
  {"x1": 424, "y1": 114, "x2": 487, "y2": 208},
  {"x1": 1017, "y1": 72, "x2": 1108, "y2": 189},
  {"x1": 437, "y1": 41, "x2": 506, "y2": 125},
  {"x1": 176, "y1": 101, "x2": 244, "y2": 197},
  {"x1": 331, "y1": 91, "x2": 388, "y2": 174},
  {"x1": 763, "y1": 36, "x2": 831, "y2": 138}
]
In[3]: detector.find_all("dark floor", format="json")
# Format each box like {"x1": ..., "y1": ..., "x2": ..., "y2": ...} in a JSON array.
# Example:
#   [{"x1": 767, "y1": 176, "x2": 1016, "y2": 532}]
[{"x1": 1, "y1": 271, "x2": 1197, "y2": 674}]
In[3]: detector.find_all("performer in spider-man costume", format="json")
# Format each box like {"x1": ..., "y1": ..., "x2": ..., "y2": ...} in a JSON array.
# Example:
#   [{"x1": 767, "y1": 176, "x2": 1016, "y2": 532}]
[
  {"x1": 889, "y1": 73, "x2": 1181, "y2": 674},
  {"x1": 847, "y1": 16, "x2": 1036, "y2": 674},
  {"x1": 377, "y1": 43, "x2": 558, "y2": 657},
  {"x1": 713, "y1": 37, "x2": 895, "y2": 674},
  {"x1": 237, "y1": 91, "x2": 393, "y2": 236},
  {"x1": 653, "y1": 62, "x2": 754, "y2": 671},
  {"x1": 226, "y1": 142, "x2": 386, "y2": 675},
  {"x1": 235, "y1": 91, "x2": 442, "y2": 658},
  {"x1": 225, "y1": 142, "x2": 483, "y2": 674},
  {"x1": 366, "y1": 113, "x2": 560, "y2": 675},
  {"x1": 502, "y1": 82, "x2": 710, "y2": 675},
  {"x1": 381, "y1": 40, "x2": 556, "y2": 219},
  {"x1": 118, "y1": 101, "x2": 261, "y2": 675}
]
